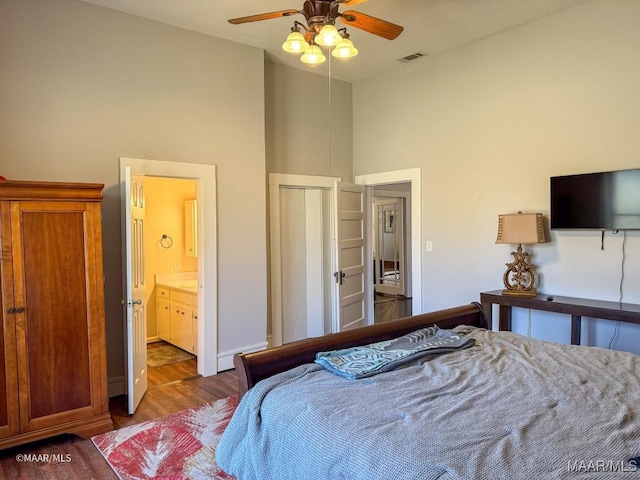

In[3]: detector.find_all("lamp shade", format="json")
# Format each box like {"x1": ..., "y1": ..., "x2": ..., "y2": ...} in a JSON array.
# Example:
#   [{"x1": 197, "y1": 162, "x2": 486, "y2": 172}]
[
  {"x1": 300, "y1": 44, "x2": 326, "y2": 65},
  {"x1": 496, "y1": 213, "x2": 546, "y2": 244},
  {"x1": 315, "y1": 24, "x2": 341, "y2": 46},
  {"x1": 282, "y1": 31, "x2": 309, "y2": 53},
  {"x1": 332, "y1": 37, "x2": 358, "y2": 58}
]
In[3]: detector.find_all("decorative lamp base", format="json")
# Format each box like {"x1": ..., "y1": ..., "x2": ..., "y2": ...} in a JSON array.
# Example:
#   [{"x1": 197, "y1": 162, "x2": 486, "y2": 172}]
[
  {"x1": 502, "y1": 244, "x2": 538, "y2": 297},
  {"x1": 502, "y1": 288, "x2": 538, "y2": 297}
]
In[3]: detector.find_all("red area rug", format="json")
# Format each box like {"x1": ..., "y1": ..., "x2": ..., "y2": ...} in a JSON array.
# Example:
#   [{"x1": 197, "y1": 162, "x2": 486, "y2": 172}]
[{"x1": 92, "y1": 396, "x2": 238, "y2": 480}]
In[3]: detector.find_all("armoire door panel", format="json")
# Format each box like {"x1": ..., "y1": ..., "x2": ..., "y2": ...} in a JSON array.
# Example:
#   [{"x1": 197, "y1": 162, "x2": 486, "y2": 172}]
[
  {"x1": 0, "y1": 281, "x2": 19, "y2": 439},
  {"x1": 0, "y1": 203, "x2": 20, "y2": 439},
  {"x1": 10, "y1": 202, "x2": 94, "y2": 430}
]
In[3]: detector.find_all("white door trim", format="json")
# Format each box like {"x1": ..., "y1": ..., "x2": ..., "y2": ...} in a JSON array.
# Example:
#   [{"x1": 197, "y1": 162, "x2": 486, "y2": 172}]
[
  {"x1": 355, "y1": 168, "x2": 422, "y2": 322},
  {"x1": 269, "y1": 173, "x2": 341, "y2": 346},
  {"x1": 120, "y1": 158, "x2": 217, "y2": 377}
]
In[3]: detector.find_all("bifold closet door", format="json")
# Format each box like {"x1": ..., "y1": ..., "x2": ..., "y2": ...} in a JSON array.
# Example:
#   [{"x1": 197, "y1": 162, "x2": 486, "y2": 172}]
[{"x1": 279, "y1": 188, "x2": 331, "y2": 343}]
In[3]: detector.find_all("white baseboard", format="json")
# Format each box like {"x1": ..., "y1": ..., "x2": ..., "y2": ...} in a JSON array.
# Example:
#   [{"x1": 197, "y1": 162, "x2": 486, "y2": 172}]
[
  {"x1": 147, "y1": 336, "x2": 161, "y2": 343},
  {"x1": 108, "y1": 375, "x2": 125, "y2": 398},
  {"x1": 217, "y1": 341, "x2": 268, "y2": 372}
]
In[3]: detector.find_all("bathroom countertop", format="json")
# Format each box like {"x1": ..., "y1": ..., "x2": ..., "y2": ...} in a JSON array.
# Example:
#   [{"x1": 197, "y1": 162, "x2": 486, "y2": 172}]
[{"x1": 155, "y1": 279, "x2": 198, "y2": 295}]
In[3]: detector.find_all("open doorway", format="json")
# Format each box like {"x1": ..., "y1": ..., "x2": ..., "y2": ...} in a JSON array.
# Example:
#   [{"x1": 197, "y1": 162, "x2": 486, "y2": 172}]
[
  {"x1": 372, "y1": 185, "x2": 412, "y2": 323},
  {"x1": 145, "y1": 177, "x2": 198, "y2": 385},
  {"x1": 356, "y1": 167, "x2": 423, "y2": 325},
  {"x1": 120, "y1": 157, "x2": 217, "y2": 414}
]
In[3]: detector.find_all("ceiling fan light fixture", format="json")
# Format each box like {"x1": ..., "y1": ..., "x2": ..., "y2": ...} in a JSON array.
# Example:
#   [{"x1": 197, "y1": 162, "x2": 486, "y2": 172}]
[
  {"x1": 282, "y1": 31, "x2": 309, "y2": 53},
  {"x1": 300, "y1": 44, "x2": 326, "y2": 65},
  {"x1": 315, "y1": 23, "x2": 341, "y2": 47},
  {"x1": 332, "y1": 37, "x2": 358, "y2": 58}
]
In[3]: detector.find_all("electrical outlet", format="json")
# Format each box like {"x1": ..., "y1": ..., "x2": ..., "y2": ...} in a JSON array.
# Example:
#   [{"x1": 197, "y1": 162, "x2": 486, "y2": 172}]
[
  {"x1": 426, "y1": 241, "x2": 433, "y2": 252},
  {"x1": 173, "y1": 262, "x2": 181, "y2": 271}
]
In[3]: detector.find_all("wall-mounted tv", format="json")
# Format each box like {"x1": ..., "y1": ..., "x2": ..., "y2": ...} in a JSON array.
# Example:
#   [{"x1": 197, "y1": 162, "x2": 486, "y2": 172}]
[{"x1": 550, "y1": 168, "x2": 640, "y2": 230}]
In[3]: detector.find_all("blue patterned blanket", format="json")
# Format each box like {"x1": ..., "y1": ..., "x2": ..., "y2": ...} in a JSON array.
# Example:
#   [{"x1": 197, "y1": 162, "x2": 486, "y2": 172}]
[{"x1": 314, "y1": 326, "x2": 475, "y2": 379}]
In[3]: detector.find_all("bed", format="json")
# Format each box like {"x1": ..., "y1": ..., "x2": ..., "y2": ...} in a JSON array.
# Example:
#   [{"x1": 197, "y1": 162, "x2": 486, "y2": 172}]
[{"x1": 216, "y1": 303, "x2": 640, "y2": 479}]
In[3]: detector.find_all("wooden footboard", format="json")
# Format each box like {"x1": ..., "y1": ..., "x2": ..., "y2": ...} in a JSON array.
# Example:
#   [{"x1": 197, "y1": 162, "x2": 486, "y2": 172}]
[{"x1": 233, "y1": 303, "x2": 487, "y2": 399}]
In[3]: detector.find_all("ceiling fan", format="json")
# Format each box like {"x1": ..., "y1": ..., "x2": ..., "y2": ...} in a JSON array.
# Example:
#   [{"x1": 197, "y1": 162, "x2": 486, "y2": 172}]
[{"x1": 228, "y1": 0, "x2": 404, "y2": 65}]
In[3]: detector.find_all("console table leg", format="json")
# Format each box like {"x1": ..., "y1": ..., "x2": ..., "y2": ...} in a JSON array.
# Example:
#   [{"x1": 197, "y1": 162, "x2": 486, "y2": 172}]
[
  {"x1": 571, "y1": 315, "x2": 581, "y2": 345},
  {"x1": 481, "y1": 302, "x2": 493, "y2": 330},
  {"x1": 499, "y1": 305, "x2": 512, "y2": 332}
]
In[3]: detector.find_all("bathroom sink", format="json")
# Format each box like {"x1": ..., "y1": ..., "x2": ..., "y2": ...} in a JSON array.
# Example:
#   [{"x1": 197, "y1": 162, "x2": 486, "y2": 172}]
[{"x1": 180, "y1": 281, "x2": 198, "y2": 288}]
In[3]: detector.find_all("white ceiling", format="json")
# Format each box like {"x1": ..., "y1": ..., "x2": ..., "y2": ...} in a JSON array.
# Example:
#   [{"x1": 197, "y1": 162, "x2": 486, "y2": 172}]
[{"x1": 78, "y1": 0, "x2": 593, "y2": 82}]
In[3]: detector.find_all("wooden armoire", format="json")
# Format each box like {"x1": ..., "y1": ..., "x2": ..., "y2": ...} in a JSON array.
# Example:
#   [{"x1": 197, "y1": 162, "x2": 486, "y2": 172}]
[{"x1": 0, "y1": 180, "x2": 113, "y2": 449}]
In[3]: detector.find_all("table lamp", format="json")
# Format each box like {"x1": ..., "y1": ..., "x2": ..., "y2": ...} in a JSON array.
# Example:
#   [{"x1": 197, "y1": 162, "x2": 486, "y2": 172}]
[{"x1": 495, "y1": 212, "x2": 546, "y2": 296}]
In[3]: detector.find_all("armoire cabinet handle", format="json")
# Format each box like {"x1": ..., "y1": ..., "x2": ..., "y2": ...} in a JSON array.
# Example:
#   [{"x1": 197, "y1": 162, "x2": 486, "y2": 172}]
[
  {"x1": 15, "y1": 307, "x2": 24, "y2": 313},
  {"x1": 7, "y1": 308, "x2": 15, "y2": 314}
]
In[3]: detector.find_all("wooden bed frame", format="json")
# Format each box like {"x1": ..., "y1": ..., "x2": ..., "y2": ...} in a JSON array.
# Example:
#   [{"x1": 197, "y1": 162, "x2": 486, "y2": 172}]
[{"x1": 233, "y1": 303, "x2": 488, "y2": 398}]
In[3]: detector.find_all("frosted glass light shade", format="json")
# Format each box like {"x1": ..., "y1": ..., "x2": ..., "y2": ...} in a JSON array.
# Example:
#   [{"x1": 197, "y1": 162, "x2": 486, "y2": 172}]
[
  {"x1": 282, "y1": 31, "x2": 309, "y2": 53},
  {"x1": 300, "y1": 44, "x2": 326, "y2": 65},
  {"x1": 315, "y1": 24, "x2": 341, "y2": 46},
  {"x1": 332, "y1": 38, "x2": 358, "y2": 58}
]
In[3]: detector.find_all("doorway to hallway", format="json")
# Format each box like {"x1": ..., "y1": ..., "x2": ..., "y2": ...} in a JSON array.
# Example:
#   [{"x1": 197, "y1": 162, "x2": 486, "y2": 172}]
[
  {"x1": 374, "y1": 294, "x2": 412, "y2": 324},
  {"x1": 356, "y1": 167, "x2": 423, "y2": 324}
]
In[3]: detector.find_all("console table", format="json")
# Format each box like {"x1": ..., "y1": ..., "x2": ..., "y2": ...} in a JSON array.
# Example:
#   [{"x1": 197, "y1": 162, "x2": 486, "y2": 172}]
[{"x1": 480, "y1": 290, "x2": 640, "y2": 345}]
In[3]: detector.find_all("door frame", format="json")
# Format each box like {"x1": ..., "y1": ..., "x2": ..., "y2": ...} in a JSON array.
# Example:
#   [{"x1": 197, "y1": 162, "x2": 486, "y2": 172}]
[
  {"x1": 355, "y1": 168, "x2": 422, "y2": 322},
  {"x1": 119, "y1": 158, "x2": 217, "y2": 377},
  {"x1": 269, "y1": 173, "x2": 341, "y2": 347}
]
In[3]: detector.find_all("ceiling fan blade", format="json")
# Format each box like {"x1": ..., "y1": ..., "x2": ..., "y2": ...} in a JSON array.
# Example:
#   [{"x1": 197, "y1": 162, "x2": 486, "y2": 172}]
[
  {"x1": 228, "y1": 9, "x2": 299, "y2": 25},
  {"x1": 338, "y1": 0, "x2": 368, "y2": 6},
  {"x1": 339, "y1": 10, "x2": 404, "y2": 40}
]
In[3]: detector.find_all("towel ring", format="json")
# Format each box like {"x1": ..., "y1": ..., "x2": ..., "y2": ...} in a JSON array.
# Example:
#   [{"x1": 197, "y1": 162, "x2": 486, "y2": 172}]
[{"x1": 160, "y1": 234, "x2": 173, "y2": 249}]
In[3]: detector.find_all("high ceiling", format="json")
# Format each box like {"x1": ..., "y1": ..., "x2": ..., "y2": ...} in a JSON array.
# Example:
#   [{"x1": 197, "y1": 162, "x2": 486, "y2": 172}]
[{"x1": 78, "y1": 0, "x2": 593, "y2": 82}]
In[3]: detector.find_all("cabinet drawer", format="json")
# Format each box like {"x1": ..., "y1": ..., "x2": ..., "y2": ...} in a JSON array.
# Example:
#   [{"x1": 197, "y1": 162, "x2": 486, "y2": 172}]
[
  {"x1": 170, "y1": 290, "x2": 196, "y2": 306},
  {"x1": 157, "y1": 288, "x2": 170, "y2": 299}
]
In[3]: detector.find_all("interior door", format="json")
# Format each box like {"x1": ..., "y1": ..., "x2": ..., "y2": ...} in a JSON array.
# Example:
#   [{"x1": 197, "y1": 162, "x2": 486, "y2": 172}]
[
  {"x1": 374, "y1": 197, "x2": 405, "y2": 295},
  {"x1": 123, "y1": 167, "x2": 147, "y2": 414},
  {"x1": 333, "y1": 182, "x2": 366, "y2": 332}
]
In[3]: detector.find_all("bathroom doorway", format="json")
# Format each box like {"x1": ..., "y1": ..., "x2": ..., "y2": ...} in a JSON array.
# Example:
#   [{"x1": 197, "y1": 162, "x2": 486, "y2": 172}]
[
  {"x1": 120, "y1": 157, "x2": 217, "y2": 413},
  {"x1": 145, "y1": 177, "x2": 198, "y2": 385}
]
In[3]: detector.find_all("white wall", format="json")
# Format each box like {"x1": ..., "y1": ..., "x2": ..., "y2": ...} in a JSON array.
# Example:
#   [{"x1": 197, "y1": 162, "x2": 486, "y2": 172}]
[
  {"x1": 0, "y1": 0, "x2": 267, "y2": 387},
  {"x1": 265, "y1": 62, "x2": 353, "y2": 182},
  {"x1": 354, "y1": 0, "x2": 640, "y2": 352}
]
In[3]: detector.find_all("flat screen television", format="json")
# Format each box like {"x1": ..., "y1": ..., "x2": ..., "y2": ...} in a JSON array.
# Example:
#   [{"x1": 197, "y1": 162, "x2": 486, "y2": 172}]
[{"x1": 550, "y1": 168, "x2": 640, "y2": 230}]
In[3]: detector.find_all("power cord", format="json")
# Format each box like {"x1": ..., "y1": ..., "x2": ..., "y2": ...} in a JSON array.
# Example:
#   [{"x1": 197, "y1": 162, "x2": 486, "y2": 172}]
[{"x1": 608, "y1": 231, "x2": 627, "y2": 349}]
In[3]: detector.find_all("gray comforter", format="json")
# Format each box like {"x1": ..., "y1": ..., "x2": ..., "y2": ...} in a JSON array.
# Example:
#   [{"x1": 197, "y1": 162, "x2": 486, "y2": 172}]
[{"x1": 216, "y1": 327, "x2": 640, "y2": 479}]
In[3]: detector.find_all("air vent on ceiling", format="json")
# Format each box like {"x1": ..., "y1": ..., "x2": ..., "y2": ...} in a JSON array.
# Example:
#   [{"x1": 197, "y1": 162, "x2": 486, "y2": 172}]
[{"x1": 398, "y1": 52, "x2": 428, "y2": 63}]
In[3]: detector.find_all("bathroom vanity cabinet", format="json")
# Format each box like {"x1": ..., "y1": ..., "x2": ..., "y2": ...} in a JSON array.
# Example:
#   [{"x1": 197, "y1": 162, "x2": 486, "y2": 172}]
[{"x1": 156, "y1": 283, "x2": 197, "y2": 355}]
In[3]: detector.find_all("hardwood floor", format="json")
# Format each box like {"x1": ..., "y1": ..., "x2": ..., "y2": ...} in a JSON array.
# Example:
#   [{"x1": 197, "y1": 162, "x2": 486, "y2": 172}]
[
  {"x1": 374, "y1": 293, "x2": 412, "y2": 323},
  {"x1": 147, "y1": 341, "x2": 198, "y2": 386},
  {"x1": 0, "y1": 369, "x2": 238, "y2": 479}
]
